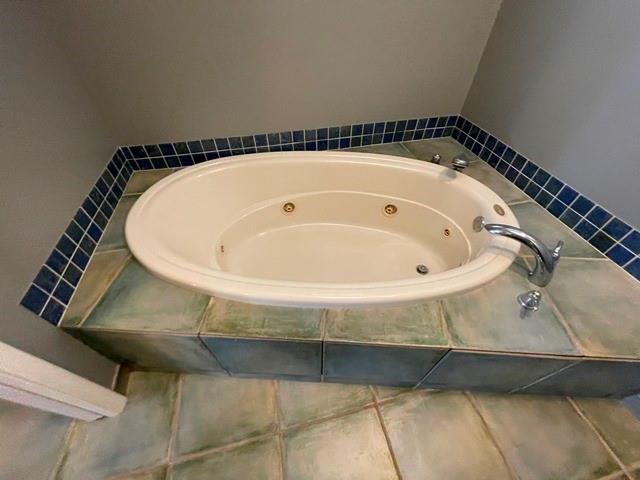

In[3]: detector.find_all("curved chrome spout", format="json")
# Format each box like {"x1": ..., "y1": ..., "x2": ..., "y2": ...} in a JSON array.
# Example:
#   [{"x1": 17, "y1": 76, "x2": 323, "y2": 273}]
[{"x1": 483, "y1": 223, "x2": 563, "y2": 287}]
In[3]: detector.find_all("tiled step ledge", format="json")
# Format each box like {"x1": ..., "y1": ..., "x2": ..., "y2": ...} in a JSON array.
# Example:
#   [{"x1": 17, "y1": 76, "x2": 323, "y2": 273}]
[{"x1": 59, "y1": 139, "x2": 640, "y2": 399}]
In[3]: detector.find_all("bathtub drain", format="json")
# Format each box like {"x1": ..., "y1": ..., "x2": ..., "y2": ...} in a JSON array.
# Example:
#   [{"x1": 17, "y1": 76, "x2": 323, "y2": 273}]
[{"x1": 416, "y1": 264, "x2": 429, "y2": 275}]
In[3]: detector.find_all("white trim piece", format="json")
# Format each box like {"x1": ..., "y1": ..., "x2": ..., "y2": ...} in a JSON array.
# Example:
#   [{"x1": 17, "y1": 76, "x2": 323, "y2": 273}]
[{"x1": 0, "y1": 341, "x2": 126, "y2": 421}]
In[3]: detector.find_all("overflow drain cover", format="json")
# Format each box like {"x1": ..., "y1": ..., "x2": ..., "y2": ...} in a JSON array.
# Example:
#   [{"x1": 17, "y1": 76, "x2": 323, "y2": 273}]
[{"x1": 416, "y1": 264, "x2": 429, "y2": 275}]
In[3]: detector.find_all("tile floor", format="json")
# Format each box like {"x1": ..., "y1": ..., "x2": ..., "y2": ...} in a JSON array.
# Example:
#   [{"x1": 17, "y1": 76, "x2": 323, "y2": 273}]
[{"x1": 7, "y1": 371, "x2": 640, "y2": 480}]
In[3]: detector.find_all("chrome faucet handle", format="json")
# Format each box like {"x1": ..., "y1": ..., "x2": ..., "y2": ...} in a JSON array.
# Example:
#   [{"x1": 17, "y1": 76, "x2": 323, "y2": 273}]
[
  {"x1": 451, "y1": 156, "x2": 469, "y2": 171},
  {"x1": 431, "y1": 154, "x2": 441, "y2": 165},
  {"x1": 552, "y1": 240, "x2": 564, "y2": 259}
]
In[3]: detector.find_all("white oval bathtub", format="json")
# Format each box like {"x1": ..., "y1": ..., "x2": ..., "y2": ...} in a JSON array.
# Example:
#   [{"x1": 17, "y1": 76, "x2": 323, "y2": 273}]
[{"x1": 125, "y1": 152, "x2": 520, "y2": 307}]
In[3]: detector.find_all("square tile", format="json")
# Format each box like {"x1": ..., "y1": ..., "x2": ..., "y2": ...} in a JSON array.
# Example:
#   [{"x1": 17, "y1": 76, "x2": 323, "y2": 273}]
[
  {"x1": 324, "y1": 342, "x2": 447, "y2": 387},
  {"x1": 84, "y1": 260, "x2": 210, "y2": 332},
  {"x1": 171, "y1": 437, "x2": 280, "y2": 480},
  {"x1": 201, "y1": 299, "x2": 322, "y2": 340},
  {"x1": 347, "y1": 143, "x2": 415, "y2": 158},
  {"x1": 175, "y1": 375, "x2": 277, "y2": 456},
  {"x1": 0, "y1": 399, "x2": 72, "y2": 480},
  {"x1": 402, "y1": 137, "x2": 472, "y2": 162},
  {"x1": 61, "y1": 250, "x2": 130, "y2": 327},
  {"x1": 462, "y1": 160, "x2": 528, "y2": 204},
  {"x1": 325, "y1": 303, "x2": 447, "y2": 347},
  {"x1": 511, "y1": 202, "x2": 602, "y2": 258},
  {"x1": 123, "y1": 168, "x2": 179, "y2": 195},
  {"x1": 71, "y1": 330, "x2": 225, "y2": 373},
  {"x1": 574, "y1": 398, "x2": 640, "y2": 469},
  {"x1": 472, "y1": 393, "x2": 619, "y2": 480},
  {"x1": 56, "y1": 372, "x2": 177, "y2": 479},
  {"x1": 519, "y1": 359, "x2": 640, "y2": 397},
  {"x1": 283, "y1": 408, "x2": 397, "y2": 480},
  {"x1": 202, "y1": 337, "x2": 321, "y2": 378},
  {"x1": 420, "y1": 350, "x2": 576, "y2": 393},
  {"x1": 443, "y1": 263, "x2": 578, "y2": 355},
  {"x1": 277, "y1": 380, "x2": 374, "y2": 428},
  {"x1": 96, "y1": 195, "x2": 139, "y2": 252},
  {"x1": 380, "y1": 391, "x2": 512, "y2": 479},
  {"x1": 546, "y1": 259, "x2": 640, "y2": 358}
]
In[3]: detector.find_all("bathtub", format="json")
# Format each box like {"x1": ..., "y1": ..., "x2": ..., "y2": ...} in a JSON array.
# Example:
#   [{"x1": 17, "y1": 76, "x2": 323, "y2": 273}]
[{"x1": 125, "y1": 152, "x2": 520, "y2": 307}]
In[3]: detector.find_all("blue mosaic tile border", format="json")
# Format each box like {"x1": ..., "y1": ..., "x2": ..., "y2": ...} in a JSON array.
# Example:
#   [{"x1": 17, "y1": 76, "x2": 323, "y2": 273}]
[
  {"x1": 451, "y1": 116, "x2": 640, "y2": 282},
  {"x1": 19, "y1": 115, "x2": 456, "y2": 325}
]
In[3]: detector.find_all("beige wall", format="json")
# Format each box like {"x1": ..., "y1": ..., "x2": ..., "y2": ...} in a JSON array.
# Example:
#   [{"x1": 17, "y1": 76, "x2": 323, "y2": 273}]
[
  {"x1": 44, "y1": 0, "x2": 501, "y2": 145},
  {"x1": 463, "y1": 0, "x2": 640, "y2": 226},
  {"x1": 0, "y1": 2, "x2": 117, "y2": 386}
]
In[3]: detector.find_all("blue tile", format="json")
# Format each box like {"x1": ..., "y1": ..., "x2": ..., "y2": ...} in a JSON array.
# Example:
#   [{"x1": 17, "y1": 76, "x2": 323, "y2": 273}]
[
  {"x1": 574, "y1": 220, "x2": 598, "y2": 240},
  {"x1": 159, "y1": 143, "x2": 176, "y2": 156},
  {"x1": 150, "y1": 157, "x2": 167, "y2": 169},
  {"x1": 144, "y1": 145, "x2": 162, "y2": 157},
  {"x1": 392, "y1": 132, "x2": 403, "y2": 142},
  {"x1": 524, "y1": 182, "x2": 541, "y2": 198},
  {"x1": 455, "y1": 116, "x2": 464, "y2": 128},
  {"x1": 437, "y1": 117, "x2": 447, "y2": 128},
  {"x1": 402, "y1": 131, "x2": 414, "y2": 141},
  {"x1": 241, "y1": 136, "x2": 255, "y2": 148},
  {"x1": 63, "y1": 262, "x2": 83, "y2": 287},
  {"x1": 496, "y1": 160, "x2": 509, "y2": 174},
  {"x1": 606, "y1": 244, "x2": 635, "y2": 267},
  {"x1": 293, "y1": 142, "x2": 304, "y2": 151},
  {"x1": 340, "y1": 138, "x2": 351, "y2": 148},
  {"x1": 571, "y1": 195, "x2": 595, "y2": 215},
  {"x1": 621, "y1": 230, "x2": 640, "y2": 254},
  {"x1": 351, "y1": 137, "x2": 362, "y2": 147},
  {"x1": 187, "y1": 140, "x2": 204, "y2": 153},
  {"x1": 34, "y1": 266, "x2": 59, "y2": 293},
  {"x1": 488, "y1": 153, "x2": 499, "y2": 168},
  {"x1": 41, "y1": 298, "x2": 65, "y2": 325},
  {"x1": 560, "y1": 209, "x2": 581, "y2": 228},
  {"x1": 192, "y1": 153, "x2": 207, "y2": 162},
  {"x1": 395, "y1": 120, "x2": 407, "y2": 131},
  {"x1": 535, "y1": 189, "x2": 553, "y2": 208},
  {"x1": 267, "y1": 133, "x2": 280, "y2": 146},
  {"x1": 174, "y1": 142, "x2": 190, "y2": 154},
  {"x1": 179, "y1": 155, "x2": 194, "y2": 166},
  {"x1": 479, "y1": 147, "x2": 491, "y2": 161},
  {"x1": 625, "y1": 257, "x2": 640, "y2": 280},
  {"x1": 547, "y1": 199, "x2": 567, "y2": 218},
  {"x1": 122, "y1": 147, "x2": 134, "y2": 160},
  {"x1": 412, "y1": 130, "x2": 424, "y2": 140},
  {"x1": 72, "y1": 248, "x2": 89, "y2": 269},
  {"x1": 165, "y1": 156, "x2": 181, "y2": 167},
  {"x1": 373, "y1": 123, "x2": 385, "y2": 134},
  {"x1": 20, "y1": 285, "x2": 48, "y2": 314},
  {"x1": 485, "y1": 136, "x2": 497, "y2": 151},
  {"x1": 382, "y1": 133, "x2": 393, "y2": 143},
  {"x1": 80, "y1": 234, "x2": 96, "y2": 255},
  {"x1": 427, "y1": 118, "x2": 438, "y2": 128},
  {"x1": 447, "y1": 116, "x2": 457, "y2": 127},
  {"x1": 340, "y1": 125, "x2": 351, "y2": 137},
  {"x1": 511, "y1": 154, "x2": 527, "y2": 170},
  {"x1": 470, "y1": 141, "x2": 481, "y2": 154},
  {"x1": 56, "y1": 235, "x2": 76, "y2": 258},
  {"x1": 305, "y1": 141, "x2": 317, "y2": 151},
  {"x1": 416, "y1": 118, "x2": 428, "y2": 130},
  {"x1": 532, "y1": 168, "x2": 551, "y2": 187},
  {"x1": 363, "y1": 123, "x2": 374, "y2": 135},
  {"x1": 46, "y1": 250, "x2": 68, "y2": 275},
  {"x1": 477, "y1": 130, "x2": 488, "y2": 145},
  {"x1": 281, "y1": 143, "x2": 293, "y2": 151},
  {"x1": 406, "y1": 119, "x2": 417, "y2": 130},
  {"x1": 522, "y1": 161, "x2": 538, "y2": 179},
  {"x1": 494, "y1": 142, "x2": 507, "y2": 157},
  {"x1": 544, "y1": 177, "x2": 564, "y2": 195},
  {"x1": 53, "y1": 280, "x2": 74, "y2": 305},
  {"x1": 503, "y1": 148, "x2": 516, "y2": 163},
  {"x1": 586, "y1": 206, "x2": 612, "y2": 227},
  {"x1": 88, "y1": 187, "x2": 104, "y2": 207},
  {"x1": 469, "y1": 125, "x2": 479, "y2": 138},
  {"x1": 201, "y1": 139, "x2": 217, "y2": 151},
  {"x1": 557, "y1": 185, "x2": 578, "y2": 205},
  {"x1": 328, "y1": 139, "x2": 340, "y2": 149},
  {"x1": 129, "y1": 145, "x2": 147, "y2": 158},
  {"x1": 95, "y1": 178, "x2": 109, "y2": 196},
  {"x1": 384, "y1": 122, "x2": 395, "y2": 133},
  {"x1": 588, "y1": 231, "x2": 616, "y2": 253},
  {"x1": 206, "y1": 151, "x2": 220, "y2": 159},
  {"x1": 280, "y1": 131, "x2": 294, "y2": 144},
  {"x1": 87, "y1": 223, "x2": 102, "y2": 242},
  {"x1": 515, "y1": 174, "x2": 529, "y2": 190},
  {"x1": 505, "y1": 167, "x2": 518, "y2": 181},
  {"x1": 136, "y1": 158, "x2": 152, "y2": 170},
  {"x1": 353, "y1": 124, "x2": 365, "y2": 136},
  {"x1": 603, "y1": 218, "x2": 632, "y2": 241},
  {"x1": 317, "y1": 140, "x2": 328, "y2": 150},
  {"x1": 215, "y1": 138, "x2": 230, "y2": 150},
  {"x1": 81, "y1": 198, "x2": 98, "y2": 217},
  {"x1": 292, "y1": 131, "x2": 304, "y2": 143}
]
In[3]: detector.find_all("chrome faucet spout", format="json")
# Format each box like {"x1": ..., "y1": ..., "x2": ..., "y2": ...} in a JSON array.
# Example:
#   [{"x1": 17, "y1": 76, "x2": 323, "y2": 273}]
[{"x1": 483, "y1": 223, "x2": 563, "y2": 287}]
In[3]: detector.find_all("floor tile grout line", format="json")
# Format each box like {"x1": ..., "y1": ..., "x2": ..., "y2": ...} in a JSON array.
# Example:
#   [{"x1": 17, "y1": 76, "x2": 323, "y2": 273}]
[
  {"x1": 465, "y1": 392, "x2": 522, "y2": 480},
  {"x1": 280, "y1": 401, "x2": 379, "y2": 434},
  {"x1": 567, "y1": 397, "x2": 633, "y2": 479},
  {"x1": 166, "y1": 374, "x2": 184, "y2": 464},
  {"x1": 512, "y1": 360, "x2": 583, "y2": 393},
  {"x1": 541, "y1": 286, "x2": 590, "y2": 356},
  {"x1": 48, "y1": 419, "x2": 78, "y2": 480},
  {"x1": 272, "y1": 380, "x2": 287, "y2": 480},
  {"x1": 372, "y1": 401, "x2": 404, "y2": 480},
  {"x1": 437, "y1": 299, "x2": 454, "y2": 348}
]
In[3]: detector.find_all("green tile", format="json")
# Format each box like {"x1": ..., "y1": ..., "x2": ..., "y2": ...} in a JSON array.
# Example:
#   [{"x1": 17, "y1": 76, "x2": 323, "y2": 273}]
[
  {"x1": 0, "y1": 399, "x2": 71, "y2": 480},
  {"x1": 420, "y1": 350, "x2": 576, "y2": 393},
  {"x1": 473, "y1": 393, "x2": 619, "y2": 480},
  {"x1": 277, "y1": 380, "x2": 374, "y2": 427},
  {"x1": 117, "y1": 466, "x2": 167, "y2": 479},
  {"x1": 85, "y1": 259, "x2": 210, "y2": 332},
  {"x1": 61, "y1": 249, "x2": 130, "y2": 327},
  {"x1": 324, "y1": 342, "x2": 447, "y2": 387},
  {"x1": 325, "y1": 303, "x2": 447, "y2": 347},
  {"x1": 348, "y1": 143, "x2": 415, "y2": 158},
  {"x1": 124, "y1": 168, "x2": 179, "y2": 195},
  {"x1": 511, "y1": 202, "x2": 601, "y2": 258},
  {"x1": 443, "y1": 263, "x2": 578, "y2": 355},
  {"x1": 57, "y1": 372, "x2": 177, "y2": 479},
  {"x1": 175, "y1": 375, "x2": 277, "y2": 456},
  {"x1": 462, "y1": 160, "x2": 527, "y2": 204},
  {"x1": 201, "y1": 299, "x2": 322, "y2": 340},
  {"x1": 380, "y1": 391, "x2": 512, "y2": 480},
  {"x1": 97, "y1": 195, "x2": 139, "y2": 252},
  {"x1": 402, "y1": 137, "x2": 473, "y2": 163},
  {"x1": 546, "y1": 259, "x2": 640, "y2": 358},
  {"x1": 202, "y1": 337, "x2": 322, "y2": 378},
  {"x1": 574, "y1": 398, "x2": 640, "y2": 468},
  {"x1": 72, "y1": 330, "x2": 225, "y2": 373},
  {"x1": 171, "y1": 437, "x2": 280, "y2": 480},
  {"x1": 283, "y1": 408, "x2": 397, "y2": 480}
]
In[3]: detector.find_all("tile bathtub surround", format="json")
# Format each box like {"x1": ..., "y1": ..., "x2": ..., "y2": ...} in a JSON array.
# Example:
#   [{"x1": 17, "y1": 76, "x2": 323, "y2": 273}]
[
  {"x1": 451, "y1": 115, "x2": 640, "y2": 282},
  {"x1": 13, "y1": 371, "x2": 639, "y2": 480}
]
